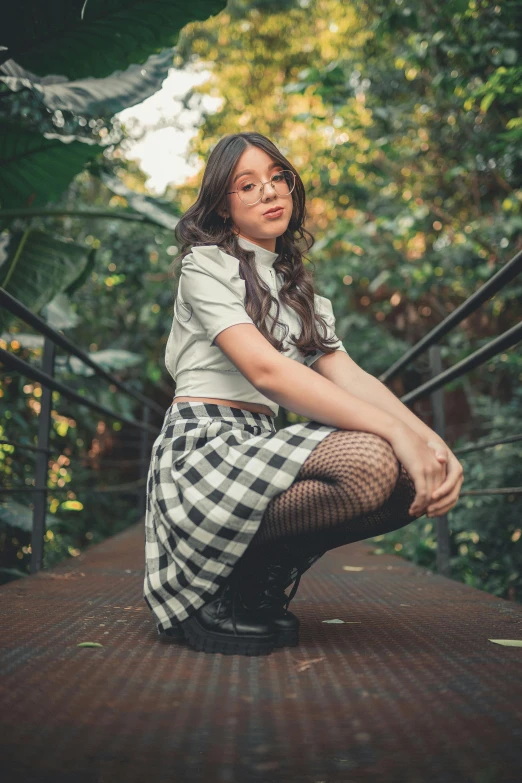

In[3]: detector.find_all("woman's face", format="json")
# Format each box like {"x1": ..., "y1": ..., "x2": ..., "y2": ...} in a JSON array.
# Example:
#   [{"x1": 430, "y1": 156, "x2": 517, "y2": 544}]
[{"x1": 223, "y1": 145, "x2": 293, "y2": 251}]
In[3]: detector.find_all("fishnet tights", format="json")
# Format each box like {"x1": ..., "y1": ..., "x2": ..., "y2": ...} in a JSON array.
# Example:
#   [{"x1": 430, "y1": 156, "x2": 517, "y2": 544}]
[{"x1": 245, "y1": 430, "x2": 418, "y2": 560}]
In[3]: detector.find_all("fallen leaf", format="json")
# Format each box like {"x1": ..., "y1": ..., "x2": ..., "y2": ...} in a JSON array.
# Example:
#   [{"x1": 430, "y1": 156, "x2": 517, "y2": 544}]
[
  {"x1": 293, "y1": 656, "x2": 325, "y2": 673},
  {"x1": 322, "y1": 619, "x2": 345, "y2": 624},
  {"x1": 488, "y1": 639, "x2": 522, "y2": 647},
  {"x1": 342, "y1": 566, "x2": 364, "y2": 571},
  {"x1": 77, "y1": 642, "x2": 104, "y2": 648}
]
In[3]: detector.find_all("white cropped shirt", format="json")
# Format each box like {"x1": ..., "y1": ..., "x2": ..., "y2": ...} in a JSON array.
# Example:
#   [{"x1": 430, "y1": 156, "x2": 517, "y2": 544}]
[{"x1": 165, "y1": 235, "x2": 348, "y2": 416}]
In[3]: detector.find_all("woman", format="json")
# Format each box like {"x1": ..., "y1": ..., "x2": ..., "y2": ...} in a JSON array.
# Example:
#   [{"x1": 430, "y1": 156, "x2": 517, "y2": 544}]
[{"x1": 143, "y1": 131, "x2": 464, "y2": 656}]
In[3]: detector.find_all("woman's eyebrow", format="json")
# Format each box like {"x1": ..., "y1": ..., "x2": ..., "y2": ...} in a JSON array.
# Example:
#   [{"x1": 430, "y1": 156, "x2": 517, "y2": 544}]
[{"x1": 232, "y1": 161, "x2": 282, "y2": 183}]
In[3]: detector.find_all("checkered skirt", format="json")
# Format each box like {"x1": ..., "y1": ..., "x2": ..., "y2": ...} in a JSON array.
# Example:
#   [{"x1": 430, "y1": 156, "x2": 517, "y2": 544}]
[{"x1": 143, "y1": 400, "x2": 337, "y2": 633}]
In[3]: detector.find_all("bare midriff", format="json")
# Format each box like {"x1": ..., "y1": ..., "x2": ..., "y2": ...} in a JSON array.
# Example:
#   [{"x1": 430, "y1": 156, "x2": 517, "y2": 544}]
[{"x1": 172, "y1": 396, "x2": 275, "y2": 417}]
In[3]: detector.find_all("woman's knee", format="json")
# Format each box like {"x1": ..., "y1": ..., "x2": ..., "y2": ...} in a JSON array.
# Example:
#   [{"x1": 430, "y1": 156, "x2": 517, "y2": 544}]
[
  {"x1": 337, "y1": 431, "x2": 399, "y2": 495},
  {"x1": 297, "y1": 429, "x2": 400, "y2": 502}
]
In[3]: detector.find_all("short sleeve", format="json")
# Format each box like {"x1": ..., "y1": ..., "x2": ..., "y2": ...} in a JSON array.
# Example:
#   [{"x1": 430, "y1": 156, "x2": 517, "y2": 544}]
[
  {"x1": 303, "y1": 294, "x2": 348, "y2": 368},
  {"x1": 178, "y1": 245, "x2": 256, "y2": 345}
]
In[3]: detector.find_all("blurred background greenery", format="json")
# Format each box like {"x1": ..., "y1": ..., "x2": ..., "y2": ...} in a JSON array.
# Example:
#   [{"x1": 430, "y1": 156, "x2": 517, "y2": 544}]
[{"x1": 1, "y1": 0, "x2": 521, "y2": 602}]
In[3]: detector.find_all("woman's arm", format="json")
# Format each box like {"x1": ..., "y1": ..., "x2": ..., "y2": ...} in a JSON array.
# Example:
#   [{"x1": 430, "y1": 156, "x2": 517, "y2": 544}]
[
  {"x1": 311, "y1": 351, "x2": 446, "y2": 448},
  {"x1": 310, "y1": 352, "x2": 465, "y2": 516}
]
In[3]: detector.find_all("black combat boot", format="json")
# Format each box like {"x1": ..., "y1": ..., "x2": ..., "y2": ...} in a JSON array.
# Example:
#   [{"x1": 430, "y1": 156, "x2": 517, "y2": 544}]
[
  {"x1": 177, "y1": 566, "x2": 279, "y2": 655},
  {"x1": 236, "y1": 543, "x2": 309, "y2": 648}
]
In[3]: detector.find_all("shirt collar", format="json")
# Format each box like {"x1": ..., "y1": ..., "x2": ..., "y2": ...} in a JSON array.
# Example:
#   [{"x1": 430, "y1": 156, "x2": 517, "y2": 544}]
[{"x1": 236, "y1": 235, "x2": 279, "y2": 268}]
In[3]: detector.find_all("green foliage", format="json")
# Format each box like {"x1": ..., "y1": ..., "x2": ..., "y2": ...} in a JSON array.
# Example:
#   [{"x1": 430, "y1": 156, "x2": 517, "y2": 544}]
[
  {"x1": 0, "y1": 229, "x2": 96, "y2": 332},
  {"x1": 0, "y1": 123, "x2": 103, "y2": 210},
  {"x1": 0, "y1": 49, "x2": 175, "y2": 117},
  {"x1": 1, "y1": 0, "x2": 228, "y2": 79}
]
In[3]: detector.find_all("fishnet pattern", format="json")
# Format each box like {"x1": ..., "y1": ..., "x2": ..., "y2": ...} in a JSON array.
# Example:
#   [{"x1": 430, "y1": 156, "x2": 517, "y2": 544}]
[{"x1": 246, "y1": 430, "x2": 418, "y2": 557}]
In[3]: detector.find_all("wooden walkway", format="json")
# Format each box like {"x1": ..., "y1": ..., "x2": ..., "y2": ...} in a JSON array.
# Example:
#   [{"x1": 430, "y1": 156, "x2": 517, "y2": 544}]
[{"x1": 1, "y1": 522, "x2": 522, "y2": 782}]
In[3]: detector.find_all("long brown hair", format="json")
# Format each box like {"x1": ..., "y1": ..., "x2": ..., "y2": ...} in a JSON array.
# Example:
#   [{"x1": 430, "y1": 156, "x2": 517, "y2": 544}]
[{"x1": 173, "y1": 131, "x2": 341, "y2": 361}]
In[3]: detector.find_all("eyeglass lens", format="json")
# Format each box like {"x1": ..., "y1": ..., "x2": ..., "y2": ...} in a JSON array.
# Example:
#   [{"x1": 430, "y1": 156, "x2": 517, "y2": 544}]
[{"x1": 238, "y1": 170, "x2": 295, "y2": 205}]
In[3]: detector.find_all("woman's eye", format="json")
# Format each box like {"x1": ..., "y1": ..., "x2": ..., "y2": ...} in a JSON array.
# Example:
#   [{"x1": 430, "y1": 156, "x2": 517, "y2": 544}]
[
  {"x1": 272, "y1": 173, "x2": 285, "y2": 182},
  {"x1": 240, "y1": 182, "x2": 255, "y2": 191}
]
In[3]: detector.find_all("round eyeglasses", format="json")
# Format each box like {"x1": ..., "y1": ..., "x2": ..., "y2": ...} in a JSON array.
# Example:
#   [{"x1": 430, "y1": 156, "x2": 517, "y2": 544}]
[{"x1": 226, "y1": 169, "x2": 296, "y2": 206}]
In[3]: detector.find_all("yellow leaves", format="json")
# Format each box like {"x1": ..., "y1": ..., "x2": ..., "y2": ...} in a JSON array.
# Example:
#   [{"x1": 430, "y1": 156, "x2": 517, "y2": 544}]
[
  {"x1": 480, "y1": 93, "x2": 496, "y2": 113},
  {"x1": 61, "y1": 500, "x2": 84, "y2": 511}
]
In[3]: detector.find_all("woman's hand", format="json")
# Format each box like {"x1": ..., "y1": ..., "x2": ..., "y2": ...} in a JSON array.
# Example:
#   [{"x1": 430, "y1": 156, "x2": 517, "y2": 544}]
[
  {"x1": 424, "y1": 440, "x2": 465, "y2": 518},
  {"x1": 388, "y1": 425, "x2": 456, "y2": 518}
]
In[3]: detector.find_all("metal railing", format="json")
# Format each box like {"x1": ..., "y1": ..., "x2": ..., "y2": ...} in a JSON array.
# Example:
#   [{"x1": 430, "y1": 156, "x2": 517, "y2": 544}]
[
  {"x1": 378, "y1": 247, "x2": 522, "y2": 575},
  {"x1": 1, "y1": 248, "x2": 521, "y2": 578},
  {"x1": 0, "y1": 286, "x2": 164, "y2": 574}
]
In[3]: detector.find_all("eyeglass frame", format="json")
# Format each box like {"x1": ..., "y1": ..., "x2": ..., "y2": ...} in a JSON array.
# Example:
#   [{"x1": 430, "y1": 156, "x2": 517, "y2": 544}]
[{"x1": 226, "y1": 169, "x2": 296, "y2": 206}]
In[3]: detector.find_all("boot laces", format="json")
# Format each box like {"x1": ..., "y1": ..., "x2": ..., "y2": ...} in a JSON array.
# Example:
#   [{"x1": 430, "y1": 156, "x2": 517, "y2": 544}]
[
  {"x1": 215, "y1": 568, "x2": 240, "y2": 636},
  {"x1": 284, "y1": 571, "x2": 303, "y2": 610},
  {"x1": 255, "y1": 561, "x2": 305, "y2": 612}
]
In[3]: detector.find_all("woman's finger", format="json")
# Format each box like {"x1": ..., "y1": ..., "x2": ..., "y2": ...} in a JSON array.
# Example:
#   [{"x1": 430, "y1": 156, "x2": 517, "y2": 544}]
[
  {"x1": 428, "y1": 472, "x2": 464, "y2": 511},
  {"x1": 431, "y1": 455, "x2": 462, "y2": 499},
  {"x1": 427, "y1": 475, "x2": 464, "y2": 515},
  {"x1": 426, "y1": 442, "x2": 448, "y2": 492}
]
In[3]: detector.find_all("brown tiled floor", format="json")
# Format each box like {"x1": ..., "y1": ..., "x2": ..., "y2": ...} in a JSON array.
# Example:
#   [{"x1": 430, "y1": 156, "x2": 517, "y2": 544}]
[{"x1": 1, "y1": 522, "x2": 522, "y2": 782}]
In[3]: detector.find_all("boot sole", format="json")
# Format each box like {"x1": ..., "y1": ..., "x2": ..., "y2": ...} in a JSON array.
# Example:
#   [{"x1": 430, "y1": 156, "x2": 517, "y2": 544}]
[
  {"x1": 159, "y1": 623, "x2": 299, "y2": 648},
  {"x1": 180, "y1": 615, "x2": 277, "y2": 655}
]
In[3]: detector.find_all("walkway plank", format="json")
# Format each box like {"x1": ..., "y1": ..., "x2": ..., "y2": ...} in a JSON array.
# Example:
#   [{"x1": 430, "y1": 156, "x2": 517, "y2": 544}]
[{"x1": 1, "y1": 522, "x2": 522, "y2": 782}]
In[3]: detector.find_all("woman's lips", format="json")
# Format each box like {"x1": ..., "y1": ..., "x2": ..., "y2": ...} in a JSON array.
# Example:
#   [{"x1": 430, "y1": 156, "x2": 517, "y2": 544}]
[{"x1": 264, "y1": 207, "x2": 284, "y2": 219}]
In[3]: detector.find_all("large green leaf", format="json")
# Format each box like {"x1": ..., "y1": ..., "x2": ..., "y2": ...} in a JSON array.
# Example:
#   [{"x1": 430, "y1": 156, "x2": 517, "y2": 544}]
[
  {"x1": 0, "y1": 122, "x2": 102, "y2": 209},
  {"x1": 1, "y1": 0, "x2": 228, "y2": 79},
  {"x1": 0, "y1": 48, "x2": 174, "y2": 115},
  {"x1": 0, "y1": 229, "x2": 95, "y2": 332}
]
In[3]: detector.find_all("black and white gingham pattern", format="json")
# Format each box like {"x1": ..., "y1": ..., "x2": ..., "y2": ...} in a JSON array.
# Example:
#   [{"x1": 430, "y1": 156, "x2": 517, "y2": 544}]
[{"x1": 143, "y1": 401, "x2": 336, "y2": 633}]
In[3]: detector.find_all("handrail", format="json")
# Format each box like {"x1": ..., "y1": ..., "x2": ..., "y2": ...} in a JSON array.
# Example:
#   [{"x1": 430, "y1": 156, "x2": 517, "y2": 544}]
[
  {"x1": 398, "y1": 321, "x2": 522, "y2": 404},
  {"x1": 452, "y1": 432, "x2": 522, "y2": 456},
  {"x1": 0, "y1": 287, "x2": 165, "y2": 417},
  {"x1": 0, "y1": 438, "x2": 52, "y2": 455},
  {"x1": 379, "y1": 248, "x2": 522, "y2": 384},
  {"x1": 384, "y1": 248, "x2": 522, "y2": 575},
  {"x1": 1, "y1": 283, "x2": 166, "y2": 573},
  {"x1": 2, "y1": 478, "x2": 147, "y2": 494},
  {"x1": 0, "y1": 347, "x2": 159, "y2": 436}
]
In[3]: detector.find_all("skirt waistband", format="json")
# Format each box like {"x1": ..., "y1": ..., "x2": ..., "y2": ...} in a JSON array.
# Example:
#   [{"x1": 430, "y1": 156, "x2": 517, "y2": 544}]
[{"x1": 168, "y1": 401, "x2": 276, "y2": 433}]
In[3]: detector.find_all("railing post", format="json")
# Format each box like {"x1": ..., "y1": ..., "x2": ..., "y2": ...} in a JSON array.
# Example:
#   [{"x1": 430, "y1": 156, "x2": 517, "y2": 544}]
[
  {"x1": 139, "y1": 403, "x2": 150, "y2": 520},
  {"x1": 30, "y1": 336, "x2": 55, "y2": 574},
  {"x1": 429, "y1": 345, "x2": 451, "y2": 577}
]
